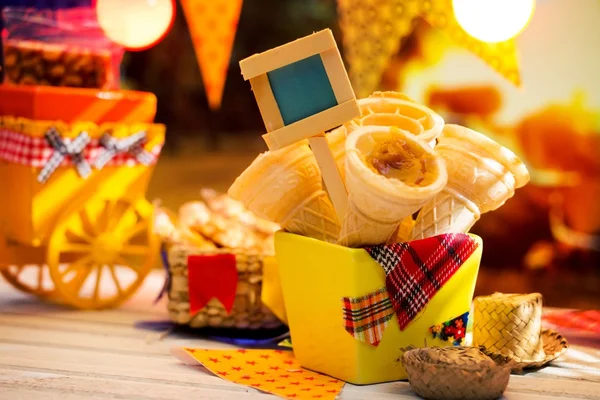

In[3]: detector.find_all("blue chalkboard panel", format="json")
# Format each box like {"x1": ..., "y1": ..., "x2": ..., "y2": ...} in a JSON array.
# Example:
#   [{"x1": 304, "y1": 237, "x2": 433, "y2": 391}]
[{"x1": 267, "y1": 54, "x2": 338, "y2": 126}]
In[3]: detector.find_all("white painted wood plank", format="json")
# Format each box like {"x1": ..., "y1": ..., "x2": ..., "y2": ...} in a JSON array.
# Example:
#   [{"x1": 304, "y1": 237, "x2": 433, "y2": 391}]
[
  {"x1": 0, "y1": 342, "x2": 236, "y2": 386},
  {"x1": 0, "y1": 325, "x2": 172, "y2": 356},
  {"x1": 0, "y1": 324, "x2": 241, "y2": 359},
  {"x1": 0, "y1": 368, "x2": 268, "y2": 400},
  {"x1": 0, "y1": 300, "x2": 168, "y2": 326},
  {"x1": 0, "y1": 387, "x2": 114, "y2": 400},
  {"x1": 0, "y1": 313, "x2": 150, "y2": 338},
  {"x1": 508, "y1": 374, "x2": 600, "y2": 399},
  {"x1": 501, "y1": 391, "x2": 585, "y2": 400}
]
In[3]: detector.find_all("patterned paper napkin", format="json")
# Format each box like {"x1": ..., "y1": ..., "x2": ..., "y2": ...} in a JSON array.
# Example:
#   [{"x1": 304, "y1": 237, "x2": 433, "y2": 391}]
[{"x1": 174, "y1": 348, "x2": 345, "y2": 400}]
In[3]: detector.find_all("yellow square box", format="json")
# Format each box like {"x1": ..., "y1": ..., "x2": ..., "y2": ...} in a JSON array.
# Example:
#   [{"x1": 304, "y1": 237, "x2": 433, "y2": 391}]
[{"x1": 274, "y1": 231, "x2": 482, "y2": 384}]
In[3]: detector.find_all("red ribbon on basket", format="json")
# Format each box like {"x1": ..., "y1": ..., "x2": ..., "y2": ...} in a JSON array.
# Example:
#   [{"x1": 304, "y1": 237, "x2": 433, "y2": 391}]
[{"x1": 188, "y1": 253, "x2": 238, "y2": 315}]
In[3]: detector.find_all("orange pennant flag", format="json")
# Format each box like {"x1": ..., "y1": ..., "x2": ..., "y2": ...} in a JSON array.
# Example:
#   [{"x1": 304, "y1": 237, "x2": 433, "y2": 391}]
[
  {"x1": 180, "y1": 0, "x2": 243, "y2": 110},
  {"x1": 175, "y1": 348, "x2": 345, "y2": 400}
]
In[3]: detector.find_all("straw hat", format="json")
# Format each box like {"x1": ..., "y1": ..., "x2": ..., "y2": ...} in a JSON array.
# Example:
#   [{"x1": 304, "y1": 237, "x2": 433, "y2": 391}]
[
  {"x1": 402, "y1": 346, "x2": 511, "y2": 400},
  {"x1": 473, "y1": 292, "x2": 568, "y2": 371}
]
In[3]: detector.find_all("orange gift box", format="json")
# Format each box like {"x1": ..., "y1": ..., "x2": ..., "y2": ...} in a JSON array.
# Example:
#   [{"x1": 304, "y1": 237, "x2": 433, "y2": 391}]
[{"x1": 0, "y1": 85, "x2": 157, "y2": 124}]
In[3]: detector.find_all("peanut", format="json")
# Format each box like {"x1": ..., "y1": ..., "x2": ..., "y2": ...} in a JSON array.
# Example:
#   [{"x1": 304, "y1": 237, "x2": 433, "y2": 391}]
[{"x1": 3, "y1": 40, "x2": 113, "y2": 88}]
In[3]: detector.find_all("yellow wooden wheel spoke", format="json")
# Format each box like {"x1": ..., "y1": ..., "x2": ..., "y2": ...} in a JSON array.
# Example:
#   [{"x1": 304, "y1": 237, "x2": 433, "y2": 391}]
[
  {"x1": 116, "y1": 256, "x2": 144, "y2": 276},
  {"x1": 66, "y1": 228, "x2": 94, "y2": 244},
  {"x1": 95, "y1": 200, "x2": 114, "y2": 233},
  {"x1": 121, "y1": 220, "x2": 148, "y2": 242},
  {"x1": 37, "y1": 265, "x2": 43, "y2": 290},
  {"x1": 79, "y1": 207, "x2": 98, "y2": 236},
  {"x1": 79, "y1": 207, "x2": 98, "y2": 237},
  {"x1": 108, "y1": 264, "x2": 123, "y2": 296},
  {"x1": 61, "y1": 243, "x2": 93, "y2": 253},
  {"x1": 120, "y1": 244, "x2": 149, "y2": 256},
  {"x1": 61, "y1": 255, "x2": 94, "y2": 278},
  {"x1": 67, "y1": 264, "x2": 95, "y2": 294},
  {"x1": 13, "y1": 265, "x2": 24, "y2": 277},
  {"x1": 112, "y1": 207, "x2": 140, "y2": 235},
  {"x1": 105, "y1": 200, "x2": 131, "y2": 233},
  {"x1": 93, "y1": 266, "x2": 103, "y2": 301},
  {"x1": 104, "y1": 203, "x2": 120, "y2": 232},
  {"x1": 116, "y1": 255, "x2": 136, "y2": 270}
]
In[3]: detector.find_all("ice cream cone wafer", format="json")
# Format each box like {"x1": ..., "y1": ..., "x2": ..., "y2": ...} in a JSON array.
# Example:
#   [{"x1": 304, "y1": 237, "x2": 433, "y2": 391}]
[
  {"x1": 327, "y1": 91, "x2": 444, "y2": 182},
  {"x1": 228, "y1": 142, "x2": 340, "y2": 243},
  {"x1": 411, "y1": 124, "x2": 530, "y2": 240},
  {"x1": 351, "y1": 91, "x2": 444, "y2": 145},
  {"x1": 338, "y1": 126, "x2": 447, "y2": 247}
]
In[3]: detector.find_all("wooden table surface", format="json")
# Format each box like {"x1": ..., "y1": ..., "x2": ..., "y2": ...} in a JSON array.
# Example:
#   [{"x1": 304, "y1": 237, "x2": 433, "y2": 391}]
[{"x1": 1, "y1": 271, "x2": 599, "y2": 400}]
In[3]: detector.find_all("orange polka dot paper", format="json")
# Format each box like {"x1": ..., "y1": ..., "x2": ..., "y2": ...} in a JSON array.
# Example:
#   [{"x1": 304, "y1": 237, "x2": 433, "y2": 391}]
[{"x1": 181, "y1": 348, "x2": 345, "y2": 400}]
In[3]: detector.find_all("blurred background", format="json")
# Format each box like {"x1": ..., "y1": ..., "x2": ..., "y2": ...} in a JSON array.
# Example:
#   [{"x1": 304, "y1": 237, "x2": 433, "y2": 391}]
[{"x1": 2, "y1": 0, "x2": 599, "y2": 308}]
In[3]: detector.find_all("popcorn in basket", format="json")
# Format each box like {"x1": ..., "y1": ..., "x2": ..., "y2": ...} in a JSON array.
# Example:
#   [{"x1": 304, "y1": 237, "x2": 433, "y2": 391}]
[
  {"x1": 222, "y1": 28, "x2": 547, "y2": 387},
  {"x1": 154, "y1": 189, "x2": 286, "y2": 330}
]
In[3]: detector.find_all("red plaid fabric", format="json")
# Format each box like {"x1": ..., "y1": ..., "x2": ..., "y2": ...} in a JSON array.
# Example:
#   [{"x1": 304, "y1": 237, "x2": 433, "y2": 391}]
[
  {"x1": 0, "y1": 128, "x2": 162, "y2": 168},
  {"x1": 366, "y1": 233, "x2": 479, "y2": 330},
  {"x1": 342, "y1": 287, "x2": 394, "y2": 346}
]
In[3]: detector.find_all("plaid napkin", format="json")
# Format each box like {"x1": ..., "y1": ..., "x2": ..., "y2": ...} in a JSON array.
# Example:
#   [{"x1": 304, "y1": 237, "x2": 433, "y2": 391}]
[
  {"x1": 342, "y1": 234, "x2": 479, "y2": 346},
  {"x1": 342, "y1": 287, "x2": 395, "y2": 346},
  {"x1": 367, "y1": 233, "x2": 479, "y2": 330}
]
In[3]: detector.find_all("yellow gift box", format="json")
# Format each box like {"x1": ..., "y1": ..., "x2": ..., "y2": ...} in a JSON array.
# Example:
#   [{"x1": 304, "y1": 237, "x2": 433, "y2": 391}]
[{"x1": 273, "y1": 231, "x2": 482, "y2": 385}]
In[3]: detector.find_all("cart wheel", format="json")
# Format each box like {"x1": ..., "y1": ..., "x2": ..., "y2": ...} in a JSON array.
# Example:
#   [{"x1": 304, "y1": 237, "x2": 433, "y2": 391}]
[
  {"x1": 0, "y1": 265, "x2": 57, "y2": 297},
  {"x1": 47, "y1": 197, "x2": 159, "y2": 309},
  {"x1": 0, "y1": 228, "x2": 56, "y2": 297}
]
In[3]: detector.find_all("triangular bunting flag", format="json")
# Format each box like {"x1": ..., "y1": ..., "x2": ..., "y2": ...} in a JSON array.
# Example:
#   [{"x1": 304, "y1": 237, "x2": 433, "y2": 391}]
[
  {"x1": 181, "y1": 0, "x2": 243, "y2": 110},
  {"x1": 337, "y1": 0, "x2": 522, "y2": 97},
  {"x1": 421, "y1": 0, "x2": 521, "y2": 85},
  {"x1": 337, "y1": 0, "x2": 420, "y2": 99}
]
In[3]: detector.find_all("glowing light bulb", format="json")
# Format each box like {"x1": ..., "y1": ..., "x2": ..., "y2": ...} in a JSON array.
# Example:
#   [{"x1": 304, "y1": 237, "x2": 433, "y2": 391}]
[
  {"x1": 96, "y1": 0, "x2": 175, "y2": 51},
  {"x1": 452, "y1": 0, "x2": 535, "y2": 43}
]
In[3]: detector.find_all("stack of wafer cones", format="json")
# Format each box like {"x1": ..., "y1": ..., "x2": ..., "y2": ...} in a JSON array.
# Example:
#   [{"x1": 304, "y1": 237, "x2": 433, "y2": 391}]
[
  {"x1": 228, "y1": 141, "x2": 341, "y2": 243},
  {"x1": 229, "y1": 91, "x2": 530, "y2": 248}
]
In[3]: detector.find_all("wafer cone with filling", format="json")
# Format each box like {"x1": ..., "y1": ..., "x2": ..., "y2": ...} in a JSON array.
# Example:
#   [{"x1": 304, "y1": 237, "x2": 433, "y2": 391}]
[
  {"x1": 411, "y1": 124, "x2": 530, "y2": 240},
  {"x1": 327, "y1": 91, "x2": 445, "y2": 181},
  {"x1": 338, "y1": 126, "x2": 447, "y2": 247},
  {"x1": 228, "y1": 142, "x2": 340, "y2": 243}
]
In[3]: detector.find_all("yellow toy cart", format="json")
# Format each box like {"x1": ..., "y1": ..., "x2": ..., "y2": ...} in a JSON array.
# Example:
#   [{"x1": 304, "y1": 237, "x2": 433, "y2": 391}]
[{"x1": 0, "y1": 85, "x2": 165, "y2": 309}]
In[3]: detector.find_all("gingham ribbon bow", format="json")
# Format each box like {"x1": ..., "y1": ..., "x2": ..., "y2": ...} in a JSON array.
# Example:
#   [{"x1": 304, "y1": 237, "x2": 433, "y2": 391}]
[
  {"x1": 37, "y1": 127, "x2": 91, "y2": 183},
  {"x1": 94, "y1": 131, "x2": 154, "y2": 169}
]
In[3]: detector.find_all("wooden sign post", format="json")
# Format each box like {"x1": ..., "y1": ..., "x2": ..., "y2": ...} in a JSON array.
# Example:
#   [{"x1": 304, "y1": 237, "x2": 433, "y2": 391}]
[{"x1": 239, "y1": 29, "x2": 360, "y2": 223}]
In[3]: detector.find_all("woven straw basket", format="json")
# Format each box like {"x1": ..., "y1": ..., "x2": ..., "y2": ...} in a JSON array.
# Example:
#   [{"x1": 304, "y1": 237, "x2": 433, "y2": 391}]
[
  {"x1": 167, "y1": 244, "x2": 283, "y2": 329},
  {"x1": 402, "y1": 347, "x2": 511, "y2": 400}
]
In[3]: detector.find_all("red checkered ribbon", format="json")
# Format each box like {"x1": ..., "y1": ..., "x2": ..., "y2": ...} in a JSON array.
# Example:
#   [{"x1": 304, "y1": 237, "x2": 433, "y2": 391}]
[
  {"x1": 342, "y1": 287, "x2": 394, "y2": 346},
  {"x1": 366, "y1": 233, "x2": 479, "y2": 330},
  {"x1": 0, "y1": 128, "x2": 162, "y2": 169}
]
